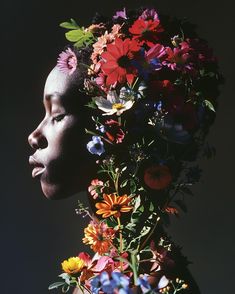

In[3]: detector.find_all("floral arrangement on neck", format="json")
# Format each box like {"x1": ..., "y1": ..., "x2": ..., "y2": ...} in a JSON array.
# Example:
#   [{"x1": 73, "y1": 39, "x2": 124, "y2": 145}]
[{"x1": 49, "y1": 7, "x2": 222, "y2": 294}]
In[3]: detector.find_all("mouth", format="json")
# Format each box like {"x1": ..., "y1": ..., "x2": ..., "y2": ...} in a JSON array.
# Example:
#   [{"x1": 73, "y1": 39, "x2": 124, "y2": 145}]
[{"x1": 29, "y1": 156, "x2": 46, "y2": 178}]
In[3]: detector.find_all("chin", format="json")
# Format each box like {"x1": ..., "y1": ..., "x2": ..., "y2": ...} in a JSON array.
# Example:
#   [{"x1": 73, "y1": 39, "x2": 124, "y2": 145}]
[{"x1": 40, "y1": 181, "x2": 79, "y2": 200}]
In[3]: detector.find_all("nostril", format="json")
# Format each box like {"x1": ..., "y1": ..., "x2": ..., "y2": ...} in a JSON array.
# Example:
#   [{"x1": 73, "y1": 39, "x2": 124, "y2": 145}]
[{"x1": 28, "y1": 129, "x2": 47, "y2": 150}]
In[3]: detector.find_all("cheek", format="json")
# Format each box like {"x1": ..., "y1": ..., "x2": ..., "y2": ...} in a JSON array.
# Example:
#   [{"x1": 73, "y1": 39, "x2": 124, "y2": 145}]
[{"x1": 43, "y1": 123, "x2": 88, "y2": 181}]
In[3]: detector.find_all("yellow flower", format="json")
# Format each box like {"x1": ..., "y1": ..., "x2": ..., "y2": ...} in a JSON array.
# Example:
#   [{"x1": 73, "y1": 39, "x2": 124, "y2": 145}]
[
  {"x1": 61, "y1": 257, "x2": 85, "y2": 275},
  {"x1": 95, "y1": 193, "x2": 133, "y2": 218},
  {"x1": 83, "y1": 221, "x2": 115, "y2": 255}
]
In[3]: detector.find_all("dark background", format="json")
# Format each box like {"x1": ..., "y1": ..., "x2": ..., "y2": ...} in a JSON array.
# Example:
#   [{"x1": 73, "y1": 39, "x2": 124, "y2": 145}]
[{"x1": 2, "y1": 0, "x2": 234, "y2": 293}]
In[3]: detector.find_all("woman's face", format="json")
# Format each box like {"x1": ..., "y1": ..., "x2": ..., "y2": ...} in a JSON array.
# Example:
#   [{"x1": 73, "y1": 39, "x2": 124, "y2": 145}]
[{"x1": 28, "y1": 66, "x2": 93, "y2": 199}]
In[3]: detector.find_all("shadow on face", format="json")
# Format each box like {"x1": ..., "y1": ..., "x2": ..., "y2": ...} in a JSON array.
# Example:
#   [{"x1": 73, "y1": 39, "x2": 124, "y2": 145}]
[{"x1": 28, "y1": 66, "x2": 96, "y2": 200}]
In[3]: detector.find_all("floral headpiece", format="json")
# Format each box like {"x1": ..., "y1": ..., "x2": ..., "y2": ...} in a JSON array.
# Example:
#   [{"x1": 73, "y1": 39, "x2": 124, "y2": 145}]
[{"x1": 49, "y1": 6, "x2": 222, "y2": 293}]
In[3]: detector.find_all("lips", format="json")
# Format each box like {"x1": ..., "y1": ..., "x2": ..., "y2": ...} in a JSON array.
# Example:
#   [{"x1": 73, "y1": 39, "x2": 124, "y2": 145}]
[{"x1": 29, "y1": 156, "x2": 46, "y2": 178}]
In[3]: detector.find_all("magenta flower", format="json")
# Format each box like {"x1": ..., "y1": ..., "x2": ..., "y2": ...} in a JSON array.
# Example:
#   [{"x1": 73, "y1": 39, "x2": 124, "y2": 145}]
[
  {"x1": 162, "y1": 42, "x2": 193, "y2": 72},
  {"x1": 57, "y1": 48, "x2": 77, "y2": 75},
  {"x1": 113, "y1": 7, "x2": 127, "y2": 20},
  {"x1": 139, "y1": 8, "x2": 159, "y2": 21}
]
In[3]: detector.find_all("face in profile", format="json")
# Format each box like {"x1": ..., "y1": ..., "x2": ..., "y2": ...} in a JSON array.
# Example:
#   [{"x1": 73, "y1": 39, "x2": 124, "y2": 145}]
[{"x1": 28, "y1": 66, "x2": 94, "y2": 200}]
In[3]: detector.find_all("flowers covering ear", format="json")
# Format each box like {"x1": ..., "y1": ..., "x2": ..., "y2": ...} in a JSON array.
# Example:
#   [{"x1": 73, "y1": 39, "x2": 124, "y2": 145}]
[{"x1": 50, "y1": 6, "x2": 223, "y2": 294}]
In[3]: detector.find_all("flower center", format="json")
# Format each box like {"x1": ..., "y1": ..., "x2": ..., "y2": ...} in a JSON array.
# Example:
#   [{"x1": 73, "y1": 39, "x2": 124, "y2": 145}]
[
  {"x1": 112, "y1": 103, "x2": 124, "y2": 110},
  {"x1": 94, "y1": 143, "x2": 102, "y2": 149},
  {"x1": 112, "y1": 204, "x2": 121, "y2": 211},
  {"x1": 117, "y1": 55, "x2": 131, "y2": 68}
]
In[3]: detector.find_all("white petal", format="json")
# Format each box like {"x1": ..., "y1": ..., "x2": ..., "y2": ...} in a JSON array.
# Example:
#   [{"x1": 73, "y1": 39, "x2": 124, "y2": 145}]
[
  {"x1": 158, "y1": 275, "x2": 169, "y2": 289},
  {"x1": 94, "y1": 96, "x2": 112, "y2": 111},
  {"x1": 107, "y1": 90, "x2": 119, "y2": 104},
  {"x1": 124, "y1": 100, "x2": 134, "y2": 110}
]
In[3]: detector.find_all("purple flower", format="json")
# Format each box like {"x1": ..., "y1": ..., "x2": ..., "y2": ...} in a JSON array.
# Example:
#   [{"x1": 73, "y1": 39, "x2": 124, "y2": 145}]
[
  {"x1": 139, "y1": 8, "x2": 159, "y2": 21},
  {"x1": 87, "y1": 136, "x2": 105, "y2": 156},
  {"x1": 90, "y1": 271, "x2": 133, "y2": 294},
  {"x1": 57, "y1": 48, "x2": 77, "y2": 75},
  {"x1": 113, "y1": 7, "x2": 127, "y2": 20}
]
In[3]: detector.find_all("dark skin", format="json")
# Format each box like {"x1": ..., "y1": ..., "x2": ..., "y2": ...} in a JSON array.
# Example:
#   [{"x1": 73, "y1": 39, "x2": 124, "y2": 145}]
[
  {"x1": 28, "y1": 66, "x2": 201, "y2": 293},
  {"x1": 28, "y1": 66, "x2": 96, "y2": 200}
]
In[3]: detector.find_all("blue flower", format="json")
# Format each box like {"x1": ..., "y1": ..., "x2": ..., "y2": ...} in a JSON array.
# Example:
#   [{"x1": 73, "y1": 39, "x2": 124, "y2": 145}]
[
  {"x1": 137, "y1": 275, "x2": 151, "y2": 292},
  {"x1": 90, "y1": 271, "x2": 133, "y2": 294},
  {"x1": 87, "y1": 136, "x2": 105, "y2": 156},
  {"x1": 90, "y1": 276, "x2": 101, "y2": 294},
  {"x1": 111, "y1": 272, "x2": 130, "y2": 289}
]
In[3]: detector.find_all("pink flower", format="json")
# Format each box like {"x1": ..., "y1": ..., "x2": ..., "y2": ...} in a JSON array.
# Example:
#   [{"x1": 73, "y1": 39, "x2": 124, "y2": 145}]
[
  {"x1": 162, "y1": 42, "x2": 193, "y2": 72},
  {"x1": 139, "y1": 8, "x2": 159, "y2": 21},
  {"x1": 104, "y1": 119, "x2": 125, "y2": 144},
  {"x1": 57, "y1": 48, "x2": 77, "y2": 75},
  {"x1": 88, "y1": 179, "x2": 104, "y2": 199}
]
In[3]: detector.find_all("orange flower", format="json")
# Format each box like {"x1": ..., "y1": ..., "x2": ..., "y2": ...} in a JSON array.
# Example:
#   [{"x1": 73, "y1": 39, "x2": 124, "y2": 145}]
[
  {"x1": 83, "y1": 221, "x2": 115, "y2": 255},
  {"x1": 165, "y1": 206, "x2": 179, "y2": 215},
  {"x1": 95, "y1": 194, "x2": 133, "y2": 218},
  {"x1": 144, "y1": 165, "x2": 172, "y2": 190}
]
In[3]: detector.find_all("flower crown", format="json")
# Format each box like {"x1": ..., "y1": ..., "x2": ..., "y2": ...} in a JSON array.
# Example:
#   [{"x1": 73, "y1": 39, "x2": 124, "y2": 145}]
[{"x1": 49, "y1": 6, "x2": 222, "y2": 294}]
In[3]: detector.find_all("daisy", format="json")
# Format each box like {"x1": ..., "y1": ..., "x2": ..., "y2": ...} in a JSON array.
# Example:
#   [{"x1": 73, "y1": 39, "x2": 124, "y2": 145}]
[
  {"x1": 129, "y1": 19, "x2": 163, "y2": 48},
  {"x1": 101, "y1": 38, "x2": 140, "y2": 86},
  {"x1": 83, "y1": 221, "x2": 116, "y2": 255},
  {"x1": 95, "y1": 194, "x2": 133, "y2": 218},
  {"x1": 93, "y1": 90, "x2": 134, "y2": 116}
]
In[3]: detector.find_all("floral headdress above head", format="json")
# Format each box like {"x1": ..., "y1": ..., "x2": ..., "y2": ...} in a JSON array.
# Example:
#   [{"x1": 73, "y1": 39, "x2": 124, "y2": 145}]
[{"x1": 50, "y1": 6, "x2": 223, "y2": 294}]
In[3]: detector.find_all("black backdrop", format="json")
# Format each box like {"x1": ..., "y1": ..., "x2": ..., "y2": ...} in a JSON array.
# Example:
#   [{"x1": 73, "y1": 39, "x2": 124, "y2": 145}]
[{"x1": 2, "y1": 0, "x2": 234, "y2": 293}]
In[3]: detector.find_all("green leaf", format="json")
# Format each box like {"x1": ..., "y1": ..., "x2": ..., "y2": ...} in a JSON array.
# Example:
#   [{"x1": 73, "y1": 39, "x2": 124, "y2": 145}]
[
  {"x1": 60, "y1": 18, "x2": 80, "y2": 29},
  {"x1": 203, "y1": 99, "x2": 216, "y2": 112},
  {"x1": 62, "y1": 284, "x2": 70, "y2": 293},
  {"x1": 48, "y1": 282, "x2": 65, "y2": 290},
  {"x1": 120, "y1": 179, "x2": 128, "y2": 188},
  {"x1": 65, "y1": 30, "x2": 83, "y2": 42}
]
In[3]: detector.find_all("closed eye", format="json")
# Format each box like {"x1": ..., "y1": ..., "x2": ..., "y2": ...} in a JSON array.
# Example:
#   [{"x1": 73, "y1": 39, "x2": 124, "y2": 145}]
[{"x1": 52, "y1": 114, "x2": 66, "y2": 122}]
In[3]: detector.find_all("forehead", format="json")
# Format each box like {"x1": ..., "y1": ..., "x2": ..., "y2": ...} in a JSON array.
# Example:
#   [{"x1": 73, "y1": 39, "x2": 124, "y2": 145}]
[{"x1": 43, "y1": 67, "x2": 74, "y2": 99}]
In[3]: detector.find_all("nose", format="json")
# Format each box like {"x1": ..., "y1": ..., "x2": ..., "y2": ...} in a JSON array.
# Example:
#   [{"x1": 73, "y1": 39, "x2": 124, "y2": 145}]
[{"x1": 28, "y1": 126, "x2": 48, "y2": 150}]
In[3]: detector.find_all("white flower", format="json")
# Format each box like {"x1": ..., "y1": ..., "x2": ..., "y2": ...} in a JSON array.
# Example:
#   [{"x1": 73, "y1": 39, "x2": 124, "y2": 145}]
[{"x1": 93, "y1": 90, "x2": 134, "y2": 116}]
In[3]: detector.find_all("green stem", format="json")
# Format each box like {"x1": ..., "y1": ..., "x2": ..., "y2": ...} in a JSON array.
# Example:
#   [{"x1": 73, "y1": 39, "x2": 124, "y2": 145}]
[
  {"x1": 139, "y1": 215, "x2": 160, "y2": 251},
  {"x1": 131, "y1": 254, "x2": 138, "y2": 285},
  {"x1": 117, "y1": 217, "x2": 123, "y2": 271}
]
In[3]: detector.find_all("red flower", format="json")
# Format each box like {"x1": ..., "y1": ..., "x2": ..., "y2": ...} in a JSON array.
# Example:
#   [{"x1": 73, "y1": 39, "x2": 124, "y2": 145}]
[
  {"x1": 104, "y1": 119, "x2": 125, "y2": 144},
  {"x1": 129, "y1": 19, "x2": 163, "y2": 47},
  {"x1": 144, "y1": 165, "x2": 172, "y2": 190},
  {"x1": 101, "y1": 38, "x2": 140, "y2": 86}
]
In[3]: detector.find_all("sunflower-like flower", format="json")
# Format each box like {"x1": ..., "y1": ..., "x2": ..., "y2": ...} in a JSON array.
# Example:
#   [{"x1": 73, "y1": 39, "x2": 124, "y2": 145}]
[
  {"x1": 61, "y1": 257, "x2": 85, "y2": 275},
  {"x1": 95, "y1": 194, "x2": 133, "y2": 218},
  {"x1": 93, "y1": 90, "x2": 134, "y2": 116},
  {"x1": 101, "y1": 37, "x2": 140, "y2": 86},
  {"x1": 83, "y1": 221, "x2": 116, "y2": 255}
]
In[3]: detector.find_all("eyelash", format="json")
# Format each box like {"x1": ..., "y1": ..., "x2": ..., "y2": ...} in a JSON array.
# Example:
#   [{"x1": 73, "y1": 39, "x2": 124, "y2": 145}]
[{"x1": 52, "y1": 114, "x2": 66, "y2": 122}]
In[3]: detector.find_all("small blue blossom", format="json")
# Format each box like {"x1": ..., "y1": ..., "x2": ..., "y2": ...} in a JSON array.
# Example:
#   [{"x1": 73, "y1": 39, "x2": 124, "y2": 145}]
[
  {"x1": 90, "y1": 275, "x2": 101, "y2": 294},
  {"x1": 87, "y1": 136, "x2": 105, "y2": 156},
  {"x1": 111, "y1": 272, "x2": 130, "y2": 289},
  {"x1": 90, "y1": 271, "x2": 133, "y2": 294},
  {"x1": 153, "y1": 101, "x2": 162, "y2": 111},
  {"x1": 96, "y1": 124, "x2": 106, "y2": 133},
  {"x1": 137, "y1": 275, "x2": 151, "y2": 293}
]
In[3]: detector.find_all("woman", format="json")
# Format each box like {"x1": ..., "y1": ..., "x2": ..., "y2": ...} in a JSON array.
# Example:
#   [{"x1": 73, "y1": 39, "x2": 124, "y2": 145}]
[{"x1": 28, "y1": 6, "x2": 221, "y2": 293}]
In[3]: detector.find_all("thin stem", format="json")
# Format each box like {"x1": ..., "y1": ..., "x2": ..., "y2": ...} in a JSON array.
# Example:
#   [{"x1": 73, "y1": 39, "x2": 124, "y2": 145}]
[
  {"x1": 117, "y1": 217, "x2": 123, "y2": 271},
  {"x1": 139, "y1": 215, "x2": 160, "y2": 251}
]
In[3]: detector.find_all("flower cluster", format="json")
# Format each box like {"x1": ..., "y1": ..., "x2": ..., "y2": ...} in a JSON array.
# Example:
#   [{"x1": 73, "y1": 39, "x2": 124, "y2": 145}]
[{"x1": 49, "y1": 6, "x2": 222, "y2": 294}]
